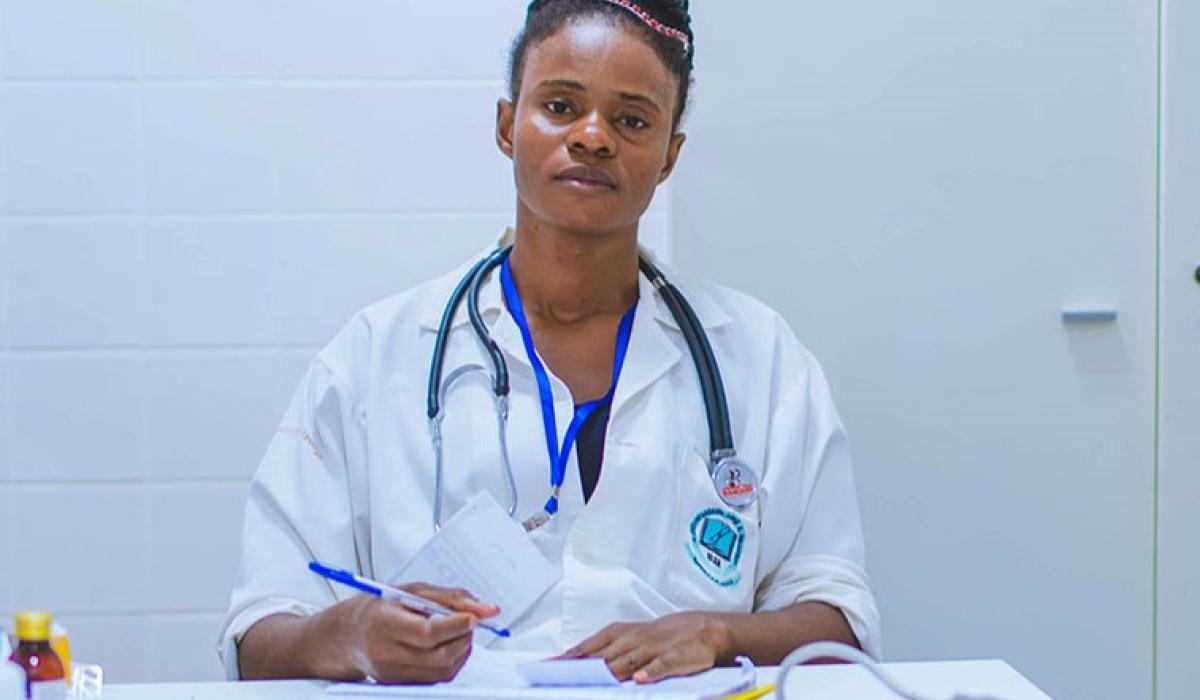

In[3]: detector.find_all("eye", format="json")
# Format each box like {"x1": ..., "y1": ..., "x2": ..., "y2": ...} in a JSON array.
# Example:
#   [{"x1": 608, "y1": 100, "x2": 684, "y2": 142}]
[
  {"x1": 619, "y1": 115, "x2": 650, "y2": 130},
  {"x1": 545, "y1": 99, "x2": 574, "y2": 116}
]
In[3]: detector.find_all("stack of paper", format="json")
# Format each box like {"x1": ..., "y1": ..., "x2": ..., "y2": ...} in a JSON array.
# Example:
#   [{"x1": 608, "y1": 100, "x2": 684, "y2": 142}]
[{"x1": 327, "y1": 649, "x2": 756, "y2": 700}]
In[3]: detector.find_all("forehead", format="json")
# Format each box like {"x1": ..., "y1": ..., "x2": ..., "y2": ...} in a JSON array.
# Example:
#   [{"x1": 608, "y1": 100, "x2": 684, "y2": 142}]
[{"x1": 522, "y1": 18, "x2": 678, "y2": 106}]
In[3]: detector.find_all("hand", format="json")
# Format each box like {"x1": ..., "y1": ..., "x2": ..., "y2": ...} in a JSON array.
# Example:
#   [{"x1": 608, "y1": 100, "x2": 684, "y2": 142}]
[
  {"x1": 559, "y1": 612, "x2": 733, "y2": 684},
  {"x1": 321, "y1": 584, "x2": 500, "y2": 684},
  {"x1": 398, "y1": 582, "x2": 501, "y2": 620}
]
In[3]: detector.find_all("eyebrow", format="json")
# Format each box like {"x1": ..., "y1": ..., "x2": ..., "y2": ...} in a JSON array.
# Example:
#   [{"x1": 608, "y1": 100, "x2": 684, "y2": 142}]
[
  {"x1": 535, "y1": 79, "x2": 664, "y2": 115},
  {"x1": 617, "y1": 91, "x2": 663, "y2": 115}
]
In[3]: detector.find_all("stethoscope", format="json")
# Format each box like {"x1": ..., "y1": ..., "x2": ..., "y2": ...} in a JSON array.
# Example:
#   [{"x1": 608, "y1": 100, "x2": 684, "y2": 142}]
[{"x1": 426, "y1": 244, "x2": 760, "y2": 532}]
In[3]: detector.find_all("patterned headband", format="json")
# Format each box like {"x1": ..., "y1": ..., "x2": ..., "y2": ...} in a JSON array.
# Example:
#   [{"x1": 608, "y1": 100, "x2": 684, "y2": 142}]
[{"x1": 600, "y1": 0, "x2": 691, "y2": 53}]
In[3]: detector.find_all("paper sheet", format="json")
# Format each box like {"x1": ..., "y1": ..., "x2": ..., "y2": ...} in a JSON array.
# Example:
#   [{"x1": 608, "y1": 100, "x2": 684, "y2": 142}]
[
  {"x1": 385, "y1": 492, "x2": 560, "y2": 630},
  {"x1": 448, "y1": 649, "x2": 542, "y2": 688},
  {"x1": 515, "y1": 658, "x2": 620, "y2": 687},
  {"x1": 327, "y1": 649, "x2": 756, "y2": 700}
]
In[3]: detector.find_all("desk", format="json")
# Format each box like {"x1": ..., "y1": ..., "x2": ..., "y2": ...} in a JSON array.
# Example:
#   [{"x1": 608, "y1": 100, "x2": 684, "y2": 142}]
[{"x1": 101, "y1": 660, "x2": 1053, "y2": 700}]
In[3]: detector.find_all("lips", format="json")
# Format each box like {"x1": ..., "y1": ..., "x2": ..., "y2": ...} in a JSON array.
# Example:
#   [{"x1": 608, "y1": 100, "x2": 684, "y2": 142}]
[{"x1": 554, "y1": 164, "x2": 617, "y2": 190}]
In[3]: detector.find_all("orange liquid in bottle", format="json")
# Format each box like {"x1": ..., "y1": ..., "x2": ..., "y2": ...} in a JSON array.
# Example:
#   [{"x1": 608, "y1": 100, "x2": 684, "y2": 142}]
[{"x1": 9, "y1": 613, "x2": 65, "y2": 700}]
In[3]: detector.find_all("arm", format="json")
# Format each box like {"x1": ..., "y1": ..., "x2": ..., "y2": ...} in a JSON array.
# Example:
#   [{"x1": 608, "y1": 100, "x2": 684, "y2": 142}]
[
  {"x1": 716, "y1": 600, "x2": 859, "y2": 664},
  {"x1": 239, "y1": 609, "x2": 363, "y2": 682},
  {"x1": 564, "y1": 601, "x2": 857, "y2": 683},
  {"x1": 239, "y1": 589, "x2": 498, "y2": 684},
  {"x1": 217, "y1": 332, "x2": 499, "y2": 683},
  {"x1": 568, "y1": 337, "x2": 879, "y2": 682}
]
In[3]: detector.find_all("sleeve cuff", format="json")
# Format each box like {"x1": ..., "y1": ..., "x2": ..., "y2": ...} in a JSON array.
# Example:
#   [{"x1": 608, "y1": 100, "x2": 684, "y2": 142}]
[
  {"x1": 217, "y1": 597, "x2": 323, "y2": 680},
  {"x1": 754, "y1": 554, "x2": 883, "y2": 660}
]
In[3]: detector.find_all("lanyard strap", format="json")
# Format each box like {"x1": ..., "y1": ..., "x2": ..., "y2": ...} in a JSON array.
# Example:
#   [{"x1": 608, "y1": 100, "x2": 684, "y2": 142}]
[{"x1": 500, "y1": 258, "x2": 637, "y2": 516}]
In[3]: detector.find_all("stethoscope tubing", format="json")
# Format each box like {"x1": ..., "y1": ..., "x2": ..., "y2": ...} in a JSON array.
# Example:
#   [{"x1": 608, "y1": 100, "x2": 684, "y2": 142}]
[
  {"x1": 638, "y1": 257, "x2": 734, "y2": 459},
  {"x1": 467, "y1": 247, "x2": 511, "y2": 400},
  {"x1": 427, "y1": 254, "x2": 491, "y2": 420},
  {"x1": 426, "y1": 244, "x2": 748, "y2": 530}
]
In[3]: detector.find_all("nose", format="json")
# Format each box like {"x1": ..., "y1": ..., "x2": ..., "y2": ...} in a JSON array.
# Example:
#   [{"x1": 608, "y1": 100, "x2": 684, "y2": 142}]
[{"x1": 568, "y1": 110, "x2": 615, "y2": 158}]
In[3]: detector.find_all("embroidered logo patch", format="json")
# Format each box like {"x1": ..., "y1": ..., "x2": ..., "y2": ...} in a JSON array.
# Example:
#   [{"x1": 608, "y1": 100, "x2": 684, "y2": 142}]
[{"x1": 685, "y1": 507, "x2": 745, "y2": 588}]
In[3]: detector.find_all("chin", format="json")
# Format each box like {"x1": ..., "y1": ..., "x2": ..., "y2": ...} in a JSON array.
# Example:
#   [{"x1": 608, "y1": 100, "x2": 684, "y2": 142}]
[
  {"x1": 540, "y1": 202, "x2": 636, "y2": 237},
  {"x1": 554, "y1": 215, "x2": 630, "y2": 237}
]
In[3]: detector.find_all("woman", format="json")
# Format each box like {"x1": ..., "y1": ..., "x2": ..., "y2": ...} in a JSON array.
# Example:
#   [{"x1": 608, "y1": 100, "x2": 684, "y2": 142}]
[{"x1": 221, "y1": 0, "x2": 880, "y2": 685}]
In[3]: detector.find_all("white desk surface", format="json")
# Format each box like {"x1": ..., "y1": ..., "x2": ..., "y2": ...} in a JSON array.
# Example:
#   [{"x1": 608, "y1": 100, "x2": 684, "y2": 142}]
[{"x1": 102, "y1": 659, "x2": 1053, "y2": 699}]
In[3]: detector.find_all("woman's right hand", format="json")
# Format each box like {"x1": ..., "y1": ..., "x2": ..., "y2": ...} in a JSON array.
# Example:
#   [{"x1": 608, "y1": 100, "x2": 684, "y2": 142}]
[
  {"x1": 234, "y1": 584, "x2": 502, "y2": 684},
  {"x1": 323, "y1": 584, "x2": 500, "y2": 684}
]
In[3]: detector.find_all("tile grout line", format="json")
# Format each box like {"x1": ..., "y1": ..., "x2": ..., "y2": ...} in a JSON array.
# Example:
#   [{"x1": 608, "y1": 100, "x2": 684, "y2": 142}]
[
  {"x1": 1, "y1": 77, "x2": 506, "y2": 87},
  {"x1": 7, "y1": 344, "x2": 322, "y2": 353},
  {"x1": 0, "y1": 209, "x2": 514, "y2": 221},
  {"x1": 1151, "y1": 0, "x2": 1164, "y2": 698},
  {"x1": 55, "y1": 610, "x2": 228, "y2": 619},
  {"x1": 8, "y1": 479, "x2": 252, "y2": 489}
]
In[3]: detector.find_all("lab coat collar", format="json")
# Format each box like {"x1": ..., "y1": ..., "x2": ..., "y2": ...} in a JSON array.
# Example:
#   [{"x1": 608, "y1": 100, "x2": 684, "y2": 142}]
[
  {"x1": 423, "y1": 230, "x2": 688, "y2": 424},
  {"x1": 416, "y1": 228, "x2": 733, "y2": 334}
]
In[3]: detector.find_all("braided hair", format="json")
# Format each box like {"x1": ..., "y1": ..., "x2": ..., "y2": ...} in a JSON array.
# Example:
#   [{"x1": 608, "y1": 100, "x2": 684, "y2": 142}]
[{"x1": 508, "y1": 0, "x2": 695, "y2": 129}]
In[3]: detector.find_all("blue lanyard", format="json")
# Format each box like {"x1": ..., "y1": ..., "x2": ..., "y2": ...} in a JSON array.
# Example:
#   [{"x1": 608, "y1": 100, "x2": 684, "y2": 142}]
[{"x1": 500, "y1": 258, "x2": 637, "y2": 517}]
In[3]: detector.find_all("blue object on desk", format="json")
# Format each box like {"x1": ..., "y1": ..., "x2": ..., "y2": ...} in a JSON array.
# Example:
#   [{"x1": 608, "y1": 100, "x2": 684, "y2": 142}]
[{"x1": 308, "y1": 561, "x2": 511, "y2": 638}]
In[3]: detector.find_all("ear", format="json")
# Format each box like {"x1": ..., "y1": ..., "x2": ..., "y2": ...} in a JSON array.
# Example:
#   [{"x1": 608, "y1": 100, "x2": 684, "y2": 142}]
[
  {"x1": 496, "y1": 98, "x2": 516, "y2": 161},
  {"x1": 657, "y1": 132, "x2": 687, "y2": 183}
]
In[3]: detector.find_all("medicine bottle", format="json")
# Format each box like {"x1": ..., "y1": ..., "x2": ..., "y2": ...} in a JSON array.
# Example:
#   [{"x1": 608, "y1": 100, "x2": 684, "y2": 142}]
[{"x1": 8, "y1": 613, "x2": 65, "y2": 700}]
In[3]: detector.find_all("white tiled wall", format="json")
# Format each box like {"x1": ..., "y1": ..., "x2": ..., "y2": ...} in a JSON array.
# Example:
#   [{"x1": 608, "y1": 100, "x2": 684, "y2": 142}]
[{"x1": 0, "y1": 0, "x2": 673, "y2": 683}]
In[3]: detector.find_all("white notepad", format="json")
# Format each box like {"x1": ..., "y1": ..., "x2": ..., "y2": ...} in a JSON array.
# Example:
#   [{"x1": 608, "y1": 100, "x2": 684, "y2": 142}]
[
  {"x1": 385, "y1": 493, "x2": 560, "y2": 633},
  {"x1": 327, "y1": 649, "x2": 756, "y2": 700}
]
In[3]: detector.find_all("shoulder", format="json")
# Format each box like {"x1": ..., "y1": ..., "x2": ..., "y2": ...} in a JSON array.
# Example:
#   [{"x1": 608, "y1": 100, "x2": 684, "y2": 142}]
[
  {"x1": 658, "y1": 261, "x2": 815, "y2": 359},
  {"x1": 313, "y1": 256, "x2": 480, "y2": 396},
  {"x1": 655, "y1": 261, "x2": 827, "y2": 401}
]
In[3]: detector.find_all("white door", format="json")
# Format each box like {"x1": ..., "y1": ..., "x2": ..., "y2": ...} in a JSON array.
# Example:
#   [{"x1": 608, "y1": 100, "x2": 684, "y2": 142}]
[
  {"x1": 673, "y1": 3, "x2": 1158, "y2": 699},
  {"x1": 1157, "y1": 1, "x2": 1200, "y2": 699}
]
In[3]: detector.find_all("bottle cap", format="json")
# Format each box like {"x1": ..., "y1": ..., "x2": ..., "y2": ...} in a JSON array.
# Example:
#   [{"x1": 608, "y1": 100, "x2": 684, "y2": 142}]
[{"x1": 14, "y1": 612, "x2": 52, "y2": 642}]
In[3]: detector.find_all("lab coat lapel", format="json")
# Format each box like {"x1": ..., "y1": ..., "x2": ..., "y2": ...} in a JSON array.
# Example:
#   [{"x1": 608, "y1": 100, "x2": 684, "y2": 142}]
[
  {"x1": 610, "y1": 278, "x2": 682, "y2": 422},
  {"x1": 463, "y1": 256, "x2": 535, "y2": 377},
  {"x1": 491, "y1": 308, "x2": 534, "y2": 376},
  {"x1": 478, "y1": 262, "x2": 684, "y2": 417}
]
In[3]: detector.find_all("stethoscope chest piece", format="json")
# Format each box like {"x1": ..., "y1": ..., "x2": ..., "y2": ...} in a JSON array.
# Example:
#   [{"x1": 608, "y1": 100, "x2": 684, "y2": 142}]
[{"x1": 711, "y1": 456, "x2": 760, "y2": 508}]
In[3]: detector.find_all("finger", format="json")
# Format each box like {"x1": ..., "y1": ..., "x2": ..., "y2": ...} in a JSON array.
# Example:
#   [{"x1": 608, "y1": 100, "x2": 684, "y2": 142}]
[
  {"x1": 410, "y1": 633, "x2": 473, "y2": 673},
  {"x1": 632, "y1": 649, "x2": 711, "y2": 684},
  {"x1": 423, "y1": 613, "x2": 478, "y2": 648},
  {"x1": 563, "y1": 624, "x2": 623, "y2": 659},
  {"x1": 607, "y1": 646, "x2": 657, "y2": 682},
  {"x1": 372, "y1": 633, "x2": 474, "y2": 684},
  {"x1": 402, "y1": 583, "x2": 501, "y2": 619},
  {"x1": 593, "y1": 629, "x2": 647, "y2": 667},
  {"x1": 593, "y1": 630, "x2": 653, "y2": 682},
  {"x1": 379, "y1": 603, "x2": 475, "y2": 649}
]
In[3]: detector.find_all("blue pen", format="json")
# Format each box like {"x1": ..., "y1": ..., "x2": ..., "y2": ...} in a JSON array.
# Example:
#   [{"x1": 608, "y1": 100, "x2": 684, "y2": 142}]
[{"x1": 308, "y1": 561, "x2": 511, "y2": 638}]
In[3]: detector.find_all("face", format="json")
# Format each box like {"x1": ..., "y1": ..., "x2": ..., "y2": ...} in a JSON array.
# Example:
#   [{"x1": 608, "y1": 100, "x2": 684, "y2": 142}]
[{"x1": 497, "y1": 18, "x2": 686, "y2": 236}]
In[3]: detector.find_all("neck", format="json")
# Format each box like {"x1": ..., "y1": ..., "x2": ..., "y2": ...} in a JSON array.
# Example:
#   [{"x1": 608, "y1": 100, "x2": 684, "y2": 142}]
[{"x1": 508, "y1": 213, "x2": 640, "y2": 324}]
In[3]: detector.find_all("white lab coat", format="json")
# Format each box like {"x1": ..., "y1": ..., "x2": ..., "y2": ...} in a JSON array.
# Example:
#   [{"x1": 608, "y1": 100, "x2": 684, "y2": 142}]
[{"x1": 218, "y1": 231, "x2": 881, "y2": 679}]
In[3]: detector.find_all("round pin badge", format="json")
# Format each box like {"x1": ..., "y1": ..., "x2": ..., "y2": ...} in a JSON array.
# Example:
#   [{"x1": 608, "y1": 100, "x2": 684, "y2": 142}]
[{"x1": 711, "y1": 457, "x2": 759, "y2": 508}]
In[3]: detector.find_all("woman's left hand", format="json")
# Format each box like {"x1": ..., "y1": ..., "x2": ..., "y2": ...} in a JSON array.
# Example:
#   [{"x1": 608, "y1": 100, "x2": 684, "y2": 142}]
[{"x1": 558, "y1": 612, "x2": 734, "y2": 684}]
